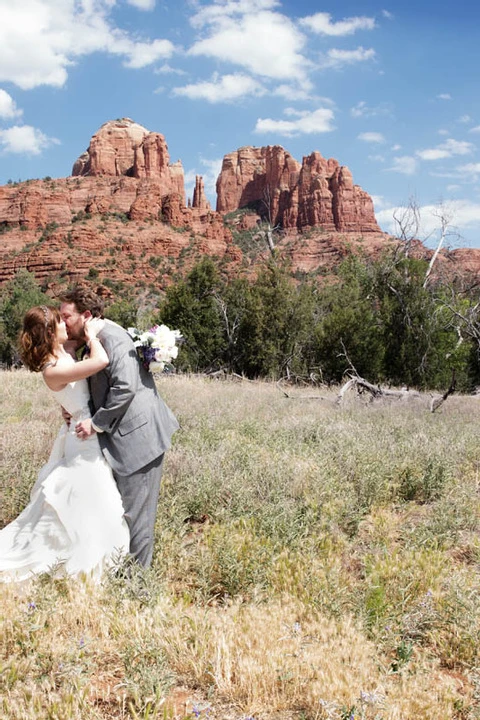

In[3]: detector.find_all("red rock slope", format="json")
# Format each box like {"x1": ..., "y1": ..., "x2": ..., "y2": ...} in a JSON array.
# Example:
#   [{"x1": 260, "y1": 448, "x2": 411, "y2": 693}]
[{"x1": 1, "y1": 117, "x2": 475, "y2": 292}]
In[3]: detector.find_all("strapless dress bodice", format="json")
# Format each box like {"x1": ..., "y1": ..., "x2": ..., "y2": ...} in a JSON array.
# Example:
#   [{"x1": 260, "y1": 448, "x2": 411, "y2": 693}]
[{"x1": 47, "y1": 357, "x2": 91, "y2": 421}]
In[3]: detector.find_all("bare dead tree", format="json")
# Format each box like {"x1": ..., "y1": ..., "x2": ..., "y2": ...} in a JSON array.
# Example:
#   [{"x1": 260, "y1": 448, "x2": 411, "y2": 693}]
[
  {"x1": 335, "y1": 341, "x2": 421, "y2": 404},
  {"x1": 257, "y1": 184, "x2": 282, "y2": 258},
  {"x1": 438, "y1": 297, "x2": 480, "y2": 349},
  {"x1": 393, "y1": 197, "x2": 421, "y2": 257},
  {"x1": 423, "y1": 204, "x2": 459, "y2": 288},
  {"x1": 391, "y1": 199, "x2": 461, "y2": 288},
  {"x1": 212, "y1": 290, "x2": 241, "y2": 348},
  {"x1": 335, "y1": 375, "x2": 422, "y2": 404}
]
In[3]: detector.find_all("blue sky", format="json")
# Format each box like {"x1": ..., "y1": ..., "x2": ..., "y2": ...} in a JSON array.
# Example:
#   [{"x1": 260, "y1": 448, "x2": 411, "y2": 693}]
[{"x1": 1, "y1": 0, "x2": 480, "y2": 248}]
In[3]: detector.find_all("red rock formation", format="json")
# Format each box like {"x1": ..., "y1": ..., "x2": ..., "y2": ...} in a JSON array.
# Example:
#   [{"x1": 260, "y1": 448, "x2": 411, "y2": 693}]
[
  {"x1": 192, "y1": 176, "x2": 210, "y2": 210},
  {"x1": 73, "y1": 118, "x2": 186, "y2": 204},
  {"x1": 3, "y1": 119, "x2": 479, "y2": 293},
  {"x1": 72, "y1": 118, "x2": 149, "y2": 177},
  {"x1": 216, "y1": 145, "x2": 380, "y2": 233}
]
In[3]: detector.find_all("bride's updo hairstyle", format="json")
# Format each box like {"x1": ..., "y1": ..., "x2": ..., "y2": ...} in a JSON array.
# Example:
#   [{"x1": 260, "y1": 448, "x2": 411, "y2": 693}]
[{"x1": 20, "y1": 305, "x2": 61, "y2": 372}]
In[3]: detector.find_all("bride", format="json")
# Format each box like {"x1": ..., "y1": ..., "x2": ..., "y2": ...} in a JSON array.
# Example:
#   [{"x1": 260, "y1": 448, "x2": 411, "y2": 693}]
[{"x1": 0, "y1": 305, "x2": 129, "y2": 582}]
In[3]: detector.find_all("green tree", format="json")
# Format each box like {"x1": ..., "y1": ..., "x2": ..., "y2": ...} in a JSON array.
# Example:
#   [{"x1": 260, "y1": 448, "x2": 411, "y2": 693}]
[
  {"x1": 0, "y1": 270, "x2": 50, "y2": 366},
  {"x1": 159, "y1": 257, "x2": 225, "y2": 372},
  {"x1": 308, "y1": 257, "x2": 384, "y2": 383},
  {"x1": 235, "y1": 263, "x2": 316, "y2": 378},
  {"x1": 373, "y1": 256, "x2": 444, "y2": 386},
  {"x1": 104, "y1": 298, "x2": 138, "y2": 328}
]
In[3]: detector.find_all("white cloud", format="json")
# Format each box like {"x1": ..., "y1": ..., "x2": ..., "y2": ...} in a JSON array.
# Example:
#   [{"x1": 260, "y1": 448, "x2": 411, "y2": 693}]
[
  {"x1": 371, "y1": 195, "x2": 386, "y2": 209},
  {"x1": 377, "y1": 200, "x2": 480, "y2": 239},
  {"x1": 358, "y1": 131, "x2": 385, "y2": 143},
  {"x1": 190, "y1": 0, "x2": 280, "y2": 29},
  {"x1": 388, "y1": 156, "x2": 417, "y2": 175},
  {"x1": 429, "y1": 170, "x2": 463, "y2": 179},
  {"x1": 438, "y1": 129, "x2": 449, "y2": 136},
  {"x1": 155, "y1": 63, "x2": 187, "y2": 76},
  {"x1": 0, "y1": 89, "x2": 23, "y2": 119},
  {"x1": 320, "y1": 47, "x2": 375, "y2": 69},
  {"x1": 173, "y1": 72, "x2": 266, "y2": 102},
  {"x1": 458, "y1": 114, "x2": 472, "y2": 124},
  {"x1": 0, "y1": 125, "x2": 58, "y2": 155},
  {"x1": 199, "y1": 156, "x2": 223, "y2": 198},
  {"x1": 437, "y1": 93, "x2": 452, "y2": 100},
  {"x1": 446, "y1": 200, "x2": 480, "y2": 230},
  {"x1": 188, "y1": 8, "x2": 308, "y2": 81},
  {"x1": 457, "y1": 162, "x2": 480, "y2": 177},
  {"x1": 126, "y1": 0, "x2": 156, "y2": 9},
  {"x1": 391, "y1": 144, "x2": 401, "y2": 151},
  {"x1": 299, "y1": 12, "x2": 375, "y2": 36},
  {"x1": 255, "y1": 107, "x2": 335, "y2": 137},
  {"x1": 447, "y1": 184, "x2": 461, "y2": 192},
  {"x1": 273, "y1": 82, "x2": 315, "y2": 101},
  {"x1": 382, "y1": 10, "x2": 394, "y2": 19},
  {"x1": 0, "y1": 1, "x2": 174, "y2": 90},
  {"x1": 122, "y1": 39, "x2": 175, "y2": 68},
  {"x1": 416, "y1": 138, "x2": 474, "y2": 161},
  {"x1": 368, "y1": 154, "x2": 385, "y2": 162},
  {"x1": 469, "y1": 125, "x2": 480, "y2": 134},
  {"x1": 351, "y1": 100, "x2": 393, "y2": 118}
]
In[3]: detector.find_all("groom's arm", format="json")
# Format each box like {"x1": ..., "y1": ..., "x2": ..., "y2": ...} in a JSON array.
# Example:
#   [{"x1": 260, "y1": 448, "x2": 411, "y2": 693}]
[{"x1": 88, "y1": 333, "x2": 140, "y2": 434}]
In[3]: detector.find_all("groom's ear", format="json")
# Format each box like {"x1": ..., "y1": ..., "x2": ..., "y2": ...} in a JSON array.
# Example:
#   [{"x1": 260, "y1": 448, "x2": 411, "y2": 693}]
[{"x1": 83, "y1": 310, "x2": 93, "y2": 320}]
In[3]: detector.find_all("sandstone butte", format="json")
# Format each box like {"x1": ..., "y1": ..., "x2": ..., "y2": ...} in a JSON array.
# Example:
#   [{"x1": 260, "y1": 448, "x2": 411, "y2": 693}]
[{"x1": 0, "y1": 117, "x2": 478, "y2": 293}]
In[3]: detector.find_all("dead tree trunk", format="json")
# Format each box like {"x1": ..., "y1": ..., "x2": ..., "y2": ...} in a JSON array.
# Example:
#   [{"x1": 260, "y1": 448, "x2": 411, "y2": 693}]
[{"x1": 336, "y1": 374, "x2": 421, "y2": 404}]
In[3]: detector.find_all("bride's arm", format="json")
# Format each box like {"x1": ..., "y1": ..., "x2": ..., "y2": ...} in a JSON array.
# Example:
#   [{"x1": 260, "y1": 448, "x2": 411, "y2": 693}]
[{"x1": 43, "y1": 322, "x2": 109, "y2": 391}]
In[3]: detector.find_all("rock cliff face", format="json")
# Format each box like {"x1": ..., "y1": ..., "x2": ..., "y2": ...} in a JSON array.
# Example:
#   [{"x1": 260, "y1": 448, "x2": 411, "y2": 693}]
[
  {"x1": 216, "y1": 145, "x2": 380, "y2": 233},
  {"x1": 73, "y1": 118, "x2": 186, "y2": 203},
  {"x1": 72, "y1": 119, "x2": 148, "y2": 177},
  {"x1": 3, "y1": 118, "x2": 476, "y2": 293},
  {"x1": 0, "y1": 175, "x2": 239, "y2": 287}
]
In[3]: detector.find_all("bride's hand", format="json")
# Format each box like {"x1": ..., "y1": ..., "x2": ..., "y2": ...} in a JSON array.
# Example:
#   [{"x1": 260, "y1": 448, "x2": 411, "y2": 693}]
[{"x1": 84, "y1": 317, "x2": 105, "y2": 343}]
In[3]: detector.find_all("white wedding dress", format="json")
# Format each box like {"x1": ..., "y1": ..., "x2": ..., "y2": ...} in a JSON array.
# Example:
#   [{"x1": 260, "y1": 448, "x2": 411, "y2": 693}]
[{"x1": 0, "y1": 366, "x2": 130, "y2": 583}]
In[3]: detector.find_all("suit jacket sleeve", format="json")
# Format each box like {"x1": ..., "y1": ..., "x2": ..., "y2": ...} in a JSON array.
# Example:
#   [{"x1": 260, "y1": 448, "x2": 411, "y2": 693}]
[{"x1": 90, "y1": 331, "x2": 140, "y2": 434}]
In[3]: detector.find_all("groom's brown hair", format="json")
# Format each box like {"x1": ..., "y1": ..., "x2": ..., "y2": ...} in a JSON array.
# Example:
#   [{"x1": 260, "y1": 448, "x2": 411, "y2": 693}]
[{"x1": 60, "y1": 286, "x2": 105, "y2": 318}]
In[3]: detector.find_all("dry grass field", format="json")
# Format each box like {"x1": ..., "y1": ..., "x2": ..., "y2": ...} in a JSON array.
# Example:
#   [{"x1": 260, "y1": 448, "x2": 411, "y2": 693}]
[{"x1": 1, "y1": 371, "x2": 480, "y2": 719}]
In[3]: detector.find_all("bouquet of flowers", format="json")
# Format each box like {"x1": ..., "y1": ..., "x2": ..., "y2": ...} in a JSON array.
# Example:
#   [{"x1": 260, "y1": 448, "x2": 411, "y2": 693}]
[{"x1": 127, "y1": 324, "x2": 182, "y2": 373}]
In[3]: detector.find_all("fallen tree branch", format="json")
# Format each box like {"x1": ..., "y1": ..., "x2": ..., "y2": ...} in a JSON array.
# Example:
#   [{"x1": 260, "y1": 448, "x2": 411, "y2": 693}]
[
  {"x1": 336, "y1": 374, "x2": 421, "y2": 405},
  {"x1": 430, "y1": 370, "x2": 456, "y2": 413}
]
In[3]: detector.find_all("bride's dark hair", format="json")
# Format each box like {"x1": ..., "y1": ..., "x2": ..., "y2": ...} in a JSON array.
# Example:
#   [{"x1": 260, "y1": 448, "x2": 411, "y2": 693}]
[{"x1": 20, "y1": 306, "x2": 61, "y2": 372}]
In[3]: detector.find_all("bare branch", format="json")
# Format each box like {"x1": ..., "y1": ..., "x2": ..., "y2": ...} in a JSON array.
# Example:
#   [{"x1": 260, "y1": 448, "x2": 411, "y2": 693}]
[
  {"x1": 393, "y1": 198, "x2": 420, "y2": 256},
  {"x1": 423, "y1": 206, "x2": 453, "y2": 288},
  {"x1": 430, "y1": 370, "x2": 456, "y2": 413}
]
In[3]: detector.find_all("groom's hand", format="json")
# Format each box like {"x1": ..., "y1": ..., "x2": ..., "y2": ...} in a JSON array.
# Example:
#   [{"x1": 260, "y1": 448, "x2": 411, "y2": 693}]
[{"x1": 75, "y1": 419, "x2": 96, "y2": 440}]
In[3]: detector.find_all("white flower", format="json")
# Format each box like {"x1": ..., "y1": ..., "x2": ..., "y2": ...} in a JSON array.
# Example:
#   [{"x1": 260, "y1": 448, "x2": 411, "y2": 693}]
[
  {"x1": 126, "y1": 323, "x2": 182, "y2": 372},
  {"x1": 149, "y1": 360, "x2": 165, "y2": 372}
]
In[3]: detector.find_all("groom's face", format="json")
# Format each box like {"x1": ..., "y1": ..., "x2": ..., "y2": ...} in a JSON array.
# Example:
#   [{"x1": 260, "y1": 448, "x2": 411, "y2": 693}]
[{"x1": 60, "y1": 302, "x2": 89, "y2": 341}]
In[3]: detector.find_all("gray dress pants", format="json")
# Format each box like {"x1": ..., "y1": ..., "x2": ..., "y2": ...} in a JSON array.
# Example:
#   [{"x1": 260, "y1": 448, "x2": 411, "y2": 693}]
[{"x1": 114, "y1": 454, "x2": 164, "y2": 568}]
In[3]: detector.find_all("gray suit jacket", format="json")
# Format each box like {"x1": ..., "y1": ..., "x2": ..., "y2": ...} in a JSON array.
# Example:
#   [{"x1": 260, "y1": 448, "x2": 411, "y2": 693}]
[{"x1": 88, "y1": 320, "x2": 179, "y2": 476}]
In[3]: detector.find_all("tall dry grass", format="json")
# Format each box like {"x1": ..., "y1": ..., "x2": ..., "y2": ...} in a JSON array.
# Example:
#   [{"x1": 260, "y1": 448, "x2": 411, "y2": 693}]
[{"x1": 1, "y1": 371, "x2": 480, "y2": 719}]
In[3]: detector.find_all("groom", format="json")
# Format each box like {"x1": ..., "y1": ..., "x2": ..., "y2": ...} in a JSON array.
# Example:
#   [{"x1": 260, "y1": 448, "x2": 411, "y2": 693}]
[{"x1": 59, "y1": 286, "x2": 179, "y2": 568}]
